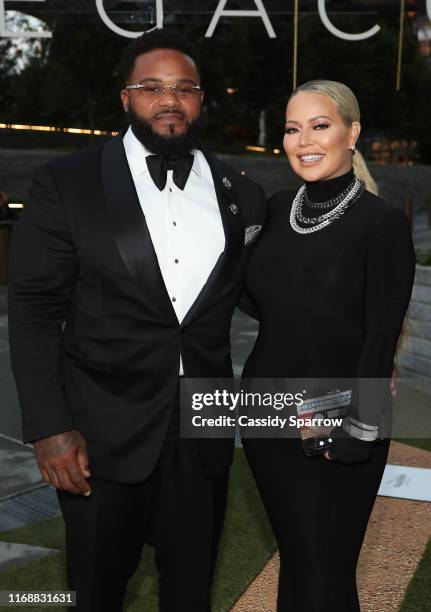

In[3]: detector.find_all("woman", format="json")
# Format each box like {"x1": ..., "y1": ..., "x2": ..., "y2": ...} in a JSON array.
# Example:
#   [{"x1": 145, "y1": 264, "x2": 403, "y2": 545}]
[{"x1": 240, "y1": 80, "x2": 415, "y2": 611}]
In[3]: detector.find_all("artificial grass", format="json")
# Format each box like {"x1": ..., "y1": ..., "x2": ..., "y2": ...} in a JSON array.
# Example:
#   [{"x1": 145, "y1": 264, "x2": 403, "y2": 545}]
[
  {"x1": 0, "y1": 517, "x2": 64, "y2": 551},
  {"x1": 0, "y1": 449, "x2": 276, "y2": 612},
  {"x1": 393, "y1": 382, "x2": 431, "y2": 453},
  {"x1": 400, "y1": 538, "x2": 431, "y2": 612},
  {"x1": 396, "y1": 438, "x2": 431, "y2": 452}
]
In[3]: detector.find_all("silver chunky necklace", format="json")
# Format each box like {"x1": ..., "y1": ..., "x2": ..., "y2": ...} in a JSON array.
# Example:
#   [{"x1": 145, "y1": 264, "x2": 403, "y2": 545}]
[
  {"x1": 304, "y1": 178, "x2": 357, "y2": 209},
  {"x1": 290, "y1": 178, "x2": 364, "y2": 235}
]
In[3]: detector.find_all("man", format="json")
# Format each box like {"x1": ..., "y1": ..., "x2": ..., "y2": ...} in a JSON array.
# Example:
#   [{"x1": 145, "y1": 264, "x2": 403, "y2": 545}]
[{"x1": 8, "y1": 30, "x2": 265, "y2": 612}]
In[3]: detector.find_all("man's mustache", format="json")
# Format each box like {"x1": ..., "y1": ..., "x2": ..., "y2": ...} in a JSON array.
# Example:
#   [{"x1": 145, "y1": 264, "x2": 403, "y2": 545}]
[{"x1": 154, "y1": 109, "x2": 186, "y2": 120}]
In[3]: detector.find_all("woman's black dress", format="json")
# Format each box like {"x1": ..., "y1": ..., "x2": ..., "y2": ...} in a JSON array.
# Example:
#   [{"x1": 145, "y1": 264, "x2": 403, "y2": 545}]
[{"x1": 241, "y1": 169, "x2": 416, "y2": 612}]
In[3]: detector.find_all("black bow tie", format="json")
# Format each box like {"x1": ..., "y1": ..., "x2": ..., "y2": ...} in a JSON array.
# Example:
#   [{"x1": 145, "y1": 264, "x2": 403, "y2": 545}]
[{"x1": 146, "y1": 154, "x2": 194, "y2": 191}]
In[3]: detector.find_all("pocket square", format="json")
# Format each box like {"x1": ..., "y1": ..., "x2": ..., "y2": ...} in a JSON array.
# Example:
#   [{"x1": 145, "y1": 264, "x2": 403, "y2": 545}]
[{"x1": 244, "y1": 225, "x2": 262, "y2": 245}]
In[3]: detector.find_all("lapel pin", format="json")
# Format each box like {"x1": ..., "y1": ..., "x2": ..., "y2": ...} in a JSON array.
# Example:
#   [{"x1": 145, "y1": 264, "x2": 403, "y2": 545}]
[
  {"x1": 222, "y1": 177, "x2": 232, "y2": 190},
  {"x1": 229, "y1": 203, "x2": 238, "y2": 215}
]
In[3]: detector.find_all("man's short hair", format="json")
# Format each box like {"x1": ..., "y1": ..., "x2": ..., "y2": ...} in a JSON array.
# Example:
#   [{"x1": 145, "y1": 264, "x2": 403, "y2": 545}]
[{"x1": 121, "y1": 29, "x2": 202, "y2": 85}]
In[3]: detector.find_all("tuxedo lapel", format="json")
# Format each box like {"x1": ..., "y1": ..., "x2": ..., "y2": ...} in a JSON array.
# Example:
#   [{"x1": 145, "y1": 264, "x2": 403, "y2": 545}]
[
  {"x1": 182, "y1": 150, "x2": 244, "y2": 326},
  {"x1": 205, "y1": 150, "x2": 244, "y2": 269},
  {"x1": 101, "y1": 134, "x2": 178, "y2": 323}
]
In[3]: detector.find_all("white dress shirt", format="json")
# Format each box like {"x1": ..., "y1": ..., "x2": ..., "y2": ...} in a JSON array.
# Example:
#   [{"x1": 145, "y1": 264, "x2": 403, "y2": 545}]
[{"x1": 123, "y1": 126, "x2": 225, "y2": 374}]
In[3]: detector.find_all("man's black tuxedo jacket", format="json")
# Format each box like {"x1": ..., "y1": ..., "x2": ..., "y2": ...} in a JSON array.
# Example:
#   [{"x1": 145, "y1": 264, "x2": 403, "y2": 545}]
[{"x1": 8, "y1": 133, "x2": 265, "y2": 483}]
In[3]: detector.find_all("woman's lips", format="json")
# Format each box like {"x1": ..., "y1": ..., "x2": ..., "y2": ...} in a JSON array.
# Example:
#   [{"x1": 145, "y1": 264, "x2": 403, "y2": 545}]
[{"x1": 298, "y1": 154, "x2": 325, "y2": 166}]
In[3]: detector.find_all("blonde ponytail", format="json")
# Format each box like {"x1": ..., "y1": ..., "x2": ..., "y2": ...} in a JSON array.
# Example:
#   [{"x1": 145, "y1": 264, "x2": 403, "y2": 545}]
[
  {"x1": 290, "y1": 80, "x2": 379, "y2": 196},
  {"x1": 352, "y1": 149, "x2": 379, "y2": 195}
]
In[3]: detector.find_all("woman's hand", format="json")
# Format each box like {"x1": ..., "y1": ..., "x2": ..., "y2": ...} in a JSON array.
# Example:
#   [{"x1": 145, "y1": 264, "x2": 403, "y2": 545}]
[{"x1": 322, "y1": 426, "x2": 375, "y2": 465}]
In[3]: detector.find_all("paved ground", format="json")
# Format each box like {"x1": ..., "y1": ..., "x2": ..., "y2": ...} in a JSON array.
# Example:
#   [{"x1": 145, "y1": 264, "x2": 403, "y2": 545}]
[
  {"x1": 413, "y1": 211, "x2": 431, "y2": 250},
  {"x1": 0, "y1": 316, "x2": 22, "y2": 441}
]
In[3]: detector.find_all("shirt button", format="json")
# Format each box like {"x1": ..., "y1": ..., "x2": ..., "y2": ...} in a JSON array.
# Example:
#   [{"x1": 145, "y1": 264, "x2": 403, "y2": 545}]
[
  {"x1": 172, "y1": 297, "x2": 176, "y2": 302},
  {"x1": 173, "y1": 221, "x2": 177, "y2": 227},
  {"x1": 174, "y1": 259, "x2": 179, "y2": 264},
  {"x1": 169, "y1": 188, "x2": 172, "y2": 192}
]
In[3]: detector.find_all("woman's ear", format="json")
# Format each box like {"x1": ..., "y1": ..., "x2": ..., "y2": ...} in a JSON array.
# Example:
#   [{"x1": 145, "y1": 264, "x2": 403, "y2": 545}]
[{"x1": 350, "y1": 121, "x2": 361, "y2": 149}]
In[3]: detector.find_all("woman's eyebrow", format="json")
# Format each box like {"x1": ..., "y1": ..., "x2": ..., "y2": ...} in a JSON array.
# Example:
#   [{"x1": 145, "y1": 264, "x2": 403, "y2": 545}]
[{"x1": 286, "y1": 115, "x2": 332, "y2": 124}]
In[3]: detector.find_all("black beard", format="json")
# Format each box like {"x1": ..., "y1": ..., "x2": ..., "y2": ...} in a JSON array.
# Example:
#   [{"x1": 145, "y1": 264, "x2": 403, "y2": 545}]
[{"x1": 125, "y1": 106, "x2": 206, "y2": 158}]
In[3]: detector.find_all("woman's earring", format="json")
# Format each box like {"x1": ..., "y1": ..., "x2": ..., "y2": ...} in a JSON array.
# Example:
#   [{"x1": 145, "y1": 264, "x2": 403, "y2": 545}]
[{"x1": 350, "y1": 144, "x2": 356, "y2": 151}]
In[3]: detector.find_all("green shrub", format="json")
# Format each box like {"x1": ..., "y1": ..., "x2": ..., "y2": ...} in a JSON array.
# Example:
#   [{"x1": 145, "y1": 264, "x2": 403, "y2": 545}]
[{"x1": 415, "y1": 249, "x2": 431, "y2": 266}]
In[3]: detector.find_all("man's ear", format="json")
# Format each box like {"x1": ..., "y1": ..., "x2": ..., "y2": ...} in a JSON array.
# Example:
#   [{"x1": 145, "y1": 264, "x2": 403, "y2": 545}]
[{"x1": 120, "y1": 90, "x2": 129, "y2": 112}]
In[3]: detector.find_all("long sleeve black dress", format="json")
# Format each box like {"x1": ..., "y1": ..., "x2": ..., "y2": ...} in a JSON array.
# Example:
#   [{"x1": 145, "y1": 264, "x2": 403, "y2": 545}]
[{"x1": 241, "y1": 168, "x2": 415, "y2": 612}]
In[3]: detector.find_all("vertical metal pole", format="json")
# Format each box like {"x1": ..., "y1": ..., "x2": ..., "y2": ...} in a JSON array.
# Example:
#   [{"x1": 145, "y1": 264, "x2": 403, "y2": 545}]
[
  {"x1": 293, "y1": 0, "x2": 299, "y2": 91},
  {"x1": 396, "y1": 0, "x2": 406, "y2": 91}
]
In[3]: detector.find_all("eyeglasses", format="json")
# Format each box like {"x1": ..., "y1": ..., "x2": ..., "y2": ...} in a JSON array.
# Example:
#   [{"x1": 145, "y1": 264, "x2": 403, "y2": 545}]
[{"x1": 125, "y1": 81, "x2": 203, "y2": 98}]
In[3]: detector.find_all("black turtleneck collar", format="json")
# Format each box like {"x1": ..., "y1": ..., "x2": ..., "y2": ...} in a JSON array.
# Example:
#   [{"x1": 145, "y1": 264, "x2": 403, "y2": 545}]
[{"x1": 305, "y1": 168, "x2": 354, "y2": 203}]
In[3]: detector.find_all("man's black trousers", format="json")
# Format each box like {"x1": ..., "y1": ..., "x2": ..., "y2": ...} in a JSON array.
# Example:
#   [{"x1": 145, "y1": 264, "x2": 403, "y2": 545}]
[{"x1": 57, "y1": 395, "x2": 229, "y2": 612}]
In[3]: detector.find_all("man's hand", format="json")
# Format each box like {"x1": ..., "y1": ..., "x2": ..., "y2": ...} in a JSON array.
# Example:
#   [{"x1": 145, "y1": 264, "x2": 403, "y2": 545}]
[{"x1": 33, "y1": 430, "x2": 92, "y2": 496}]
